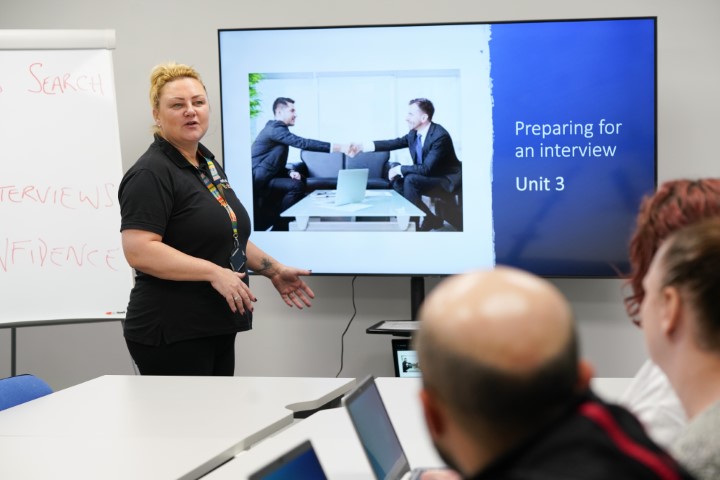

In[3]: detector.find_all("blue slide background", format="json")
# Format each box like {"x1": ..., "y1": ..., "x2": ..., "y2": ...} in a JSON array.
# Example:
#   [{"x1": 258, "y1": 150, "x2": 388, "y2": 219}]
[{"x1": 490, "y1": 19, "x2": 656, "y2": 276}]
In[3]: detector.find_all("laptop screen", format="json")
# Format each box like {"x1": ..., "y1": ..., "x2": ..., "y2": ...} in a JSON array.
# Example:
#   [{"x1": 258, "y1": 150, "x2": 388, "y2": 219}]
[
  {"x1": 344, "y1": 376, "x2": 410, "y2": 480},
  {"x1": 335, "y1": 168, "x2": 369, "y2": 205},
  {"x1": 248, "y1": 440, "x2": 327, "y2": 480}
]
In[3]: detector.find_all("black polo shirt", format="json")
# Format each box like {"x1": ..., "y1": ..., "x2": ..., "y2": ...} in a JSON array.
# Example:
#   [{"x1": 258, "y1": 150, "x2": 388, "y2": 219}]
[{"x1": 119, "y1": 135, "x2": 251, "y2": 345}]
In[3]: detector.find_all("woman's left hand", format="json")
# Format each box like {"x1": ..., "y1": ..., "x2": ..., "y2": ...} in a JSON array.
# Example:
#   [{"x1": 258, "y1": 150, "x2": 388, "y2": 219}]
[{"x1": 269, "y1": 266, "x2": 315, "y2": 309}]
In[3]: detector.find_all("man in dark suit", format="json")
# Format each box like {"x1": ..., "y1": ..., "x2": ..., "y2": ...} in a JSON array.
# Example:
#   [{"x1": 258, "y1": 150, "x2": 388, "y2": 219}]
[
  {"x1": 252, "y1": 97, "x2": 344, "y2": 231},
  {"x1": 356, "y1": 98, "x2": 462, "y2": 231}
]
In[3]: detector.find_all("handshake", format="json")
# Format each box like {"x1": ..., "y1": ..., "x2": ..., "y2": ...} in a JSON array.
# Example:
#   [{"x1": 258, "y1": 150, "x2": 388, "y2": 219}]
[
  {"x1": 331, "y1": 142, "x2": 401, "y2": 180},
  {"x1": 332, "y1": 143, "x2": 364, "y2": 157}
]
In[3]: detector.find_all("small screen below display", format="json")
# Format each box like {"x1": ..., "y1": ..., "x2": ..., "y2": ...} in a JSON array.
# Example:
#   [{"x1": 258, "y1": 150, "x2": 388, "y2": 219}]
[
  {"x1": 219, "y1": 17, "x2": 656, "y2": 277},
  {"x1": 392, "y1": 339, "x2": 421, "y2": 378}
]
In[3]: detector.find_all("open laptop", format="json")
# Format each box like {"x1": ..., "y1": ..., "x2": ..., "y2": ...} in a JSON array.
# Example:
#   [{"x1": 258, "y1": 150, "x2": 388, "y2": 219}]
[
  {"x1": 334, "y1": 168, "x2": 369, "y2": 205},
  {"x1": 248, "y1": 439, "x2": 328, "y2": 480},
  {"x1": 344, "y1": 375, "x2": 441, "y2": 480}
]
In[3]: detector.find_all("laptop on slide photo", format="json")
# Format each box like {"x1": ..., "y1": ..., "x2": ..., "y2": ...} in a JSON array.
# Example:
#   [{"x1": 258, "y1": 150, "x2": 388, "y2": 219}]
[
  {"x1": 344, "y1": 375, "x2": 445, "y2": 480},
  {"x1": 334, "y1": 168, "x2": 369, "y2": 206},
  {"x1": 248, "y1": 439, "x2": 328, "y2": 480}
]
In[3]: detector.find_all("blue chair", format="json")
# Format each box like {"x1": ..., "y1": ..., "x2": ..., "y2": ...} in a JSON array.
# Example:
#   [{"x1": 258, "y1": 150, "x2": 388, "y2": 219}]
[{"x1": 0, "y1": 374, "x2": 53, "y2": 411}]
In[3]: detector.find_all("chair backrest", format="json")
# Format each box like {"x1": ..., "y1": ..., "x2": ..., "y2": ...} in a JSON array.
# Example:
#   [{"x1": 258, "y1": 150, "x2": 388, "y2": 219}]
[
  {"x1": 0, "y1": 374, "x2": 53, "y2": 411},
  {"x1": 345, "y1": 151, "x2": 390, "y2": 179},
  {"x1": 300, "y1": 150, "x2": 344, "y2": 178}
]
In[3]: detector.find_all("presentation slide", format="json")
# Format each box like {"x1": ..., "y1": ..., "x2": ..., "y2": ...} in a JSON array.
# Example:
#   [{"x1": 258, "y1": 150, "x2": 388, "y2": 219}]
[
  {"x1": 490, "y1": 20, "x2": 656, "y2": 276},
  {"x1": 218, "y1": 18, "x2": 655, "y2": 276}
]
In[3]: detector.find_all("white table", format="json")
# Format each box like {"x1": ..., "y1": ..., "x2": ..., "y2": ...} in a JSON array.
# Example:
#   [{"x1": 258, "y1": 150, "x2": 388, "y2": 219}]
[
  {"x1": 204, "y1": 377, "x2": 635, "y2": 479},
  {"x1": 282, "y1": 189, "x2": 425, "y2": 231},
  {"x1": 0, "y1": 375, "x2": 355, "y2": 480},
  {"x1": 0, "y1": 436, "x2": 240, "y2": 480},
  {"x1": 205, "y1": 377, "x2": 444, "y2": 479}
]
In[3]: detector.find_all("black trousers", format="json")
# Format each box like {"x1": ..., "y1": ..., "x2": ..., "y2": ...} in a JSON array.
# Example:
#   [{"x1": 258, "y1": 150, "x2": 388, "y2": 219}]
[
  {"x1": 393, "y1": 173, "x2": 447, "y2": 219},
  {"x1": 126, "y1": 333, "x2": 237, "y2": 376},
  {"x1": 254, "y1": 177, "x2": 305, "y2": 231}
]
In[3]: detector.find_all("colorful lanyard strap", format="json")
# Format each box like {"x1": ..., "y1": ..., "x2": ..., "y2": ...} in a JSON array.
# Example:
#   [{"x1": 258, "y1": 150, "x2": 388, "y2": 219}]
[{"x1": 196, "y1": 157, "x2": 239, "y2": 246}]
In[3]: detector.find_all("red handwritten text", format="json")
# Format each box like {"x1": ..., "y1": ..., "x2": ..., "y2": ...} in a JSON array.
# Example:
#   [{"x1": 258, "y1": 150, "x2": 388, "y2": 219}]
[
  {"x1": 0, "y1": 237, "x2": 121, "y2": 272},
  {"x1": 27, "y1": 62, "x2": 104, "y2": 96},
  {"x1": 0, "y1": 183, "x2": 116, "y2": 209}
]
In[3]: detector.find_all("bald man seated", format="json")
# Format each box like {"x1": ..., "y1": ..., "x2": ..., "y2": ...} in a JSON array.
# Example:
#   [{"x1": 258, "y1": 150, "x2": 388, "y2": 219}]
[{"x1": 414, "y1": 267, "x2": 694, "y2": 480}]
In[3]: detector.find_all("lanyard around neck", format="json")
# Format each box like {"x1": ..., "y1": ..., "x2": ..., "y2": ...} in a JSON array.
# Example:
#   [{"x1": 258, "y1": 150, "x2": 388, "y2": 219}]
[{"x1": 195, "y1": 157, "x2": 239, "y2": 245}]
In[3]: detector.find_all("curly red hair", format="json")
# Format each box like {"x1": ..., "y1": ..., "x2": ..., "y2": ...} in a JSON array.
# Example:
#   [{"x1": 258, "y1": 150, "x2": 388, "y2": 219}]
[{"x1": 624, "y1": 178, "x2": 720, "y2": 320}]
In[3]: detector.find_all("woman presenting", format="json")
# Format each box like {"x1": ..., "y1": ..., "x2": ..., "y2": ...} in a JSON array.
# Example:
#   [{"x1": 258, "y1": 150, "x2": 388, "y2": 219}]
[{"x1": 119, "y1": 62, "x2": 313, "y2": 376}]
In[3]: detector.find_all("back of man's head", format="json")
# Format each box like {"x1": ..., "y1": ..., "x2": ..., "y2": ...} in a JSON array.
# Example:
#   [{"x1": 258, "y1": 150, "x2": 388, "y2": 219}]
[
  {"x1": 415, "y1": 267, "x2": 583, "y2": 470},
  {"x1": 272, "y1": 97, "x2": 294, "y2": 115}
]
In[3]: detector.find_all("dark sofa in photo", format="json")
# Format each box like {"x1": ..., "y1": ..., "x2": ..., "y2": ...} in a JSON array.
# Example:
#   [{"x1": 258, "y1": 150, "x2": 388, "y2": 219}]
[{"x1": 290, "y1": 150, "x2": 392, "y2": 191}]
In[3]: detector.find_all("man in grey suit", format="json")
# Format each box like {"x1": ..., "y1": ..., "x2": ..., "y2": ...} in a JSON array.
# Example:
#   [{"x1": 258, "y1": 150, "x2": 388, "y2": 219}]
[
  {"x1": 251, "y1": 97, "x2": 344, "y2": 231},
  {"x1": 356, "y1": 98, "x2": 462, "y2": 231}
]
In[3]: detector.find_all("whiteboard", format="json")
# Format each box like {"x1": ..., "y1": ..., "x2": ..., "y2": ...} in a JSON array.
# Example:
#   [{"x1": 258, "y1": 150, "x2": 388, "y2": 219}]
[{"x1": 0, "y1": 30, "x2": 133, "y2": 326}]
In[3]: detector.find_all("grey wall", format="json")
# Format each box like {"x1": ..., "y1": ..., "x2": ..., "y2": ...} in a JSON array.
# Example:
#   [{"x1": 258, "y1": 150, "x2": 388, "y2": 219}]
[{"x1": 2, "y1": 0, "x2": 719, "y2": 390}]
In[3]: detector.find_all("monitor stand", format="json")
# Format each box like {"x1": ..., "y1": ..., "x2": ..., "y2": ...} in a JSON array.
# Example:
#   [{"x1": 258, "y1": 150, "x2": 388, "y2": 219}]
[
  {"x1": 409, "y1": 276, "x2": 425, "y2": 321},
  {"x1": 366, "y1": 276, "x2": 425, "y2": 335}
]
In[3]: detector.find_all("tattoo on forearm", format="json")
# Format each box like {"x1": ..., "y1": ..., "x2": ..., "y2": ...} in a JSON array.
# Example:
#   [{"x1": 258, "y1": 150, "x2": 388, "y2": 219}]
[{"x1": 255, "y1": 257, "x2": 273, "y2": 272}]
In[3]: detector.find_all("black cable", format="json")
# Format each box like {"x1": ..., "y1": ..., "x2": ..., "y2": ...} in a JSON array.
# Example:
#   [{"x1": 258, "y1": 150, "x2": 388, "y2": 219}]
[{"x1": 335, "y1": 275, "x2": 358, "y2": 378}]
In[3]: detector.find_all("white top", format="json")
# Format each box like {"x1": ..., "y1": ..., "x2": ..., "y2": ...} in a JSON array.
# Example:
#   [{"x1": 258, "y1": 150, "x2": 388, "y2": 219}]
[
  {"x1": 619, "y1": 360, "x2": 687, "y2": 448},
  {"x1": 590, "y1": 377, "x2": 634, "y2": 403}
]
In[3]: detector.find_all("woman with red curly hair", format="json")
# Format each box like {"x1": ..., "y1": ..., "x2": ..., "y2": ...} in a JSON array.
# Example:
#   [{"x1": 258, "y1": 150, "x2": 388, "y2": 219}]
[{"x1": 619, "y1": 178, "x2": 720, "y2": 446}]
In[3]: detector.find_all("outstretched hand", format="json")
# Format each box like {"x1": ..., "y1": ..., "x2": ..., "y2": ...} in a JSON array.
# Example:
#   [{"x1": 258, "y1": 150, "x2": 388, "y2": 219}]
[
  {"x1": 333, "y1": 143, "x2": 363, "y2": 157},
  {"x1": 268, "y1": 265, "x2": 315, "y2": 309}
]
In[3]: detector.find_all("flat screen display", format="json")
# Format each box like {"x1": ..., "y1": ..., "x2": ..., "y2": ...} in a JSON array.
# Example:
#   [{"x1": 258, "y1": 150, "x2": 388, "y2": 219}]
[{"x1": 218, "y1": 17, "x2": 656, "y2": 276}]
